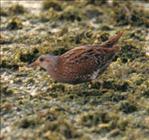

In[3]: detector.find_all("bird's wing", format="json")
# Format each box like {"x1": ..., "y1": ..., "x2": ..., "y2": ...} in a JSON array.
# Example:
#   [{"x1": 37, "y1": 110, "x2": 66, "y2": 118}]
[{"x1": 59, "y1": 46, "x2": 117, "y2": 76}]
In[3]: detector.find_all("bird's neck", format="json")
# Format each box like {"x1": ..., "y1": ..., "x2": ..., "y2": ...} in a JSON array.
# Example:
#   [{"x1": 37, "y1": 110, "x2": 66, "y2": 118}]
[{"x1": 47, "y1": 56, "x2": 59, "y2": 75}]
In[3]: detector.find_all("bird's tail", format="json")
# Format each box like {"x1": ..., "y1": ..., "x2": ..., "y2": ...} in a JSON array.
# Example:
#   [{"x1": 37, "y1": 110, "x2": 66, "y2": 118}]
[{"x1": 100, "y1": 31, "x2": 124, "y2": 48}]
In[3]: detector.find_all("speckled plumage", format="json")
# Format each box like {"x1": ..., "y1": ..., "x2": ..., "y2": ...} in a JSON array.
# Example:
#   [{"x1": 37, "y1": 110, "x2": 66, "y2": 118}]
[{"x1": 29, "y1": 32, "x2": 123, "y2": 84}]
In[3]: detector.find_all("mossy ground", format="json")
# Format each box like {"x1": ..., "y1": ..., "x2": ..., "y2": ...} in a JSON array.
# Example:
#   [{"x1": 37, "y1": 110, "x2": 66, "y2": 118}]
[{"x1": 1, "y1": 0, "x2": 149, "y2": 140}]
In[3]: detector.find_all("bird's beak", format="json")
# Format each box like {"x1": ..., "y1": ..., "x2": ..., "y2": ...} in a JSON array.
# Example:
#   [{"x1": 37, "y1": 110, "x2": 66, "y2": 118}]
[{"x1": 28, "y1": 60, "x2": 39, "y2": 68}]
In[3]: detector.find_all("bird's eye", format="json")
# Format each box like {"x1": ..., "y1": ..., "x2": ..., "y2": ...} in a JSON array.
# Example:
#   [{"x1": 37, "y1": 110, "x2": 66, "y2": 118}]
[{"x1": 39, "y1": 57, "x2": 44, "y2": 62}]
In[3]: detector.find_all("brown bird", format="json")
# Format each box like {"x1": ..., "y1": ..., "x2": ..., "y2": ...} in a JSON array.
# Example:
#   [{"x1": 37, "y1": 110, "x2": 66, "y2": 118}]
[{"x1": 29, "y1": 31, "x2": 123, "y2": 84}]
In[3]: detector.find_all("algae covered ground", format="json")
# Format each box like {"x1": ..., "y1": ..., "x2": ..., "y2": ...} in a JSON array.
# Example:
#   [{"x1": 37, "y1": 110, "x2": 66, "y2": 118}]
[{"x1": 0, "y1": 0, "x2": 149, "y2": 140}]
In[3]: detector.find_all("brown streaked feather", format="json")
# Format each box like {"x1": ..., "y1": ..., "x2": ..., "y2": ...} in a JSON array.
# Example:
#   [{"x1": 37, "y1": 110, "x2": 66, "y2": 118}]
[
  {"x1": 61, "y1": 45, "x2": 91, "y2": 60},
  {"x1": 100, "y1": 31, "x2": 123, "y2": 48},
  {"x1": 53, "y1": 32, "x2": 123, "y2": 84},
  {"x1": 57, "y1": 45, "x2": 118, "y2": 83}
]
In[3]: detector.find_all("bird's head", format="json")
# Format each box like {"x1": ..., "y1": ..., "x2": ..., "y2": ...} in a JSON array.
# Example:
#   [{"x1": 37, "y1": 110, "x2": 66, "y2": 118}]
[{"x1": 28, "y1": 54, "x2": 58, "y2": 70}]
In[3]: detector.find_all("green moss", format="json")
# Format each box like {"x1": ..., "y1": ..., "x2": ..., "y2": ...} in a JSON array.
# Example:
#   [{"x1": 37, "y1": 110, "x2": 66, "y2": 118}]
[
  {"x1": 101, "y1": 80, "x2": 130, "y2": 92},
  {"x1": 39, "y1": 9, "x2": 59, "y2": 22},
  {"x1": 107, "y1": 129, "x2": 122, "y2": 137},
  {"x1": 100, "y1": 25, "x2": 113, "y2": 31},
  {"x1": 119, "y1": 44, "x2": 145, "y2": 63},
  {"x1": 44, "y1": 120, "x2": 81, "y2": 139},
  {"x1": 8, "y1": 4, "x2": 26, "y2": 15},
  {"x1": 73, "y1": 30, "x2": 93, "y2": 44},
  {"x1": 0, "y1": 34, "x2": 12, "y2": 44},
  {"x1": 119, "y1": 100, "x2": 138, "y2": 114},
  {"x1": 43, "y1": 131, "x2": 65, "y2": 140},
  {"x1": 59, "y1": 6, "x2": 83, "y2": 22},
  {"x1": 129, "y1": 30, "x2": 146, "y2": 41},
  {"x1": 1, "y1": 1, "x2": 149, "y2": 140},
  {"x1": 6, "y1": 17, "x2": 23, "y2": 30},
  {"x1": 79, "y1": 111, "x2": 117, "y2": 127},
  {"x1": 19, "y1": 48, "x2": 39, "y2": 63},
  {"x1": 52, "y1": 47, "x2": 69, "y2": 55},
  {"x1": 86, "y1": 0, "x2": 108, "y2": 5},
  {"x1": 117, "y1": 117, "x2": 131, "y2": 131},
  {"x1": 142, "y1": 90, "x2": 149, "y2": 98},
  {"x1": 42, "y1": 0, "x2": 62, "y2": 11},
  {"x1": 114, "y1": 3, "x2": 149, "y2": 27},
  {"x1": 0, "y1": 60, "x2": 19, "y2": 70},
  {"x1": 84, "y1": 5, "x2": 103, "y2": 19},
  {"x1": 19, "y1": 118, "x2": 36, "y2": 129},
  {"x1": 1, "y1": 85, "x2": 14, "y2": 96},
  {"x1": 0, "y1": 8, "x2": 8, "y2": 16}
]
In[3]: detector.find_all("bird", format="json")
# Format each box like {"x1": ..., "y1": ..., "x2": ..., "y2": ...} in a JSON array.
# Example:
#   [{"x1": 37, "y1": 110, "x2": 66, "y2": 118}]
[{"x1": 28, "y1": 31, "x2": 123, "y2": 84}]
